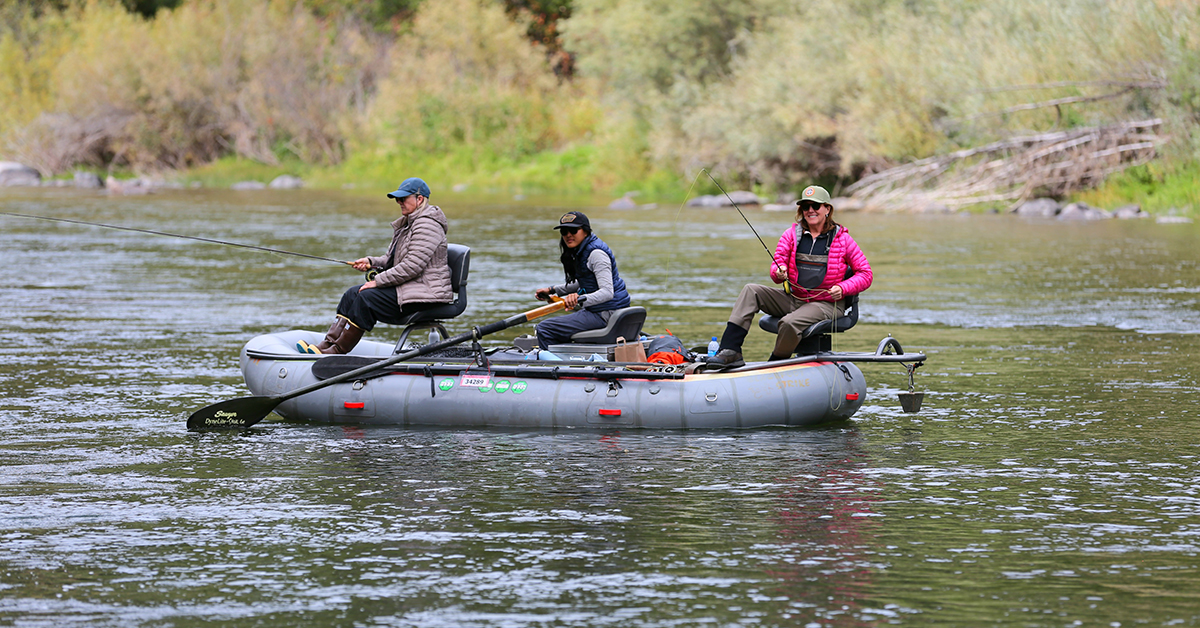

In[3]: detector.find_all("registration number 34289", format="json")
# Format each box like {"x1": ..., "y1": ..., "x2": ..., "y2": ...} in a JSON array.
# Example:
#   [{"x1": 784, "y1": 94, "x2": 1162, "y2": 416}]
[{"x1": 460, "y1": 374, "x2": 491, "y2": 388}]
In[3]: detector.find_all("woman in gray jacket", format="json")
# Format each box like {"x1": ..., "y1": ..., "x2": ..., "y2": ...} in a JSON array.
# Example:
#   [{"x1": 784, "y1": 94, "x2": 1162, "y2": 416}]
[{"x1": 298, "y1": 177, "x2": 452, "y2": 355}]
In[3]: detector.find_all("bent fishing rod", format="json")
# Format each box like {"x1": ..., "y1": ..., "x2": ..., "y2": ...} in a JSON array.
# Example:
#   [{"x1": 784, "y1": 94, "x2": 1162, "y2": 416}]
[
  {"x1": 1, "y1": 211, "x2": 378, "y2": 278},
  {"x1": 701, "y1": 169, "x2": 793, "y2": 294}
]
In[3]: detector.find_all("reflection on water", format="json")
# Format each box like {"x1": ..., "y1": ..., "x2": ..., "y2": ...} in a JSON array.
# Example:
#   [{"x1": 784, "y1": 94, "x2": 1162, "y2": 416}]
[{"x1": 2, "y1": 188, "x2": 1199, "y2": 626}]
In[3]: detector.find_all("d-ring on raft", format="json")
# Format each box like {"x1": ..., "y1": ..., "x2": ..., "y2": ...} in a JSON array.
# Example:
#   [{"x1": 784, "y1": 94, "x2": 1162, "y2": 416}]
[{"x1": 235, "y1": 332, "x2": 927, "y2": 429}]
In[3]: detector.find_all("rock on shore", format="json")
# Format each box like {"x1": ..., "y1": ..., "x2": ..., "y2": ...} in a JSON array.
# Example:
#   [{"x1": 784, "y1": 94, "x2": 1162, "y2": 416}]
[
  {"x1": 686, "y1": 191, "x2": 766, "y2": 207},
  {"x1": 1015, "y1": 198, "x2": 1150, "y2": 220},
  {"x1": 0, "y1": 162, "x2": 40, "y2": 187}
]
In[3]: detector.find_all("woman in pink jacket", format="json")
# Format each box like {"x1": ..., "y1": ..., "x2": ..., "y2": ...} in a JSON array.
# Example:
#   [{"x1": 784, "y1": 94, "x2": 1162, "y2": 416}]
[{"x1": 707, "y1": 185, "x2": 873, "y2": 368}]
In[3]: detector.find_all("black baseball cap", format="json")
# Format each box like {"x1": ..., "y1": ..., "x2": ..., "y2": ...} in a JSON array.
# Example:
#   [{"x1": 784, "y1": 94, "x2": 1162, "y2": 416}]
[{"x1": 552, "y1": 211, "x2": 591, "y2": 231}]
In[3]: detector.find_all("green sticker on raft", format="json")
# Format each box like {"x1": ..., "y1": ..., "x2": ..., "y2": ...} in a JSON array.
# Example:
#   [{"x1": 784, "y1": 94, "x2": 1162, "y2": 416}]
[
  {"x1": 494, "y1": 380, "x2": 511, "y2": 393},
  {"x1": 478, "y1": 381, "x2": 494, "y2": 392},
  {"x1": 439, "y1": 378, "x2": 454, "y2": 391},
  {"x1": 511, "y1": 381, "x2": 528, "y2": 394}
]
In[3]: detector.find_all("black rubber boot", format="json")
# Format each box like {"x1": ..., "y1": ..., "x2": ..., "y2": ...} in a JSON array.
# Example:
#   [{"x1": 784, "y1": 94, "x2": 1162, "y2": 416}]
[{"x1": 719, "y1": 322, "x2": 748, "y2": 353}]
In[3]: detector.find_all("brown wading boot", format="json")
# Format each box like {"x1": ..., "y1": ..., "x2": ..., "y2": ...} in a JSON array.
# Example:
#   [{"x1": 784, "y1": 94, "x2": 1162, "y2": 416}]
[
  {"x1": 707, "y1": 348, "x2": 745, "y2": 369},
  {"x1": 298, "y1": 315, "x2": 365, "y2": 355},
  {"x1": 319, "y1": 315, "x2": 365, "y2": 354},
  {"x1": 297, "y1": 319, "x2": 340, "y2": 355}
]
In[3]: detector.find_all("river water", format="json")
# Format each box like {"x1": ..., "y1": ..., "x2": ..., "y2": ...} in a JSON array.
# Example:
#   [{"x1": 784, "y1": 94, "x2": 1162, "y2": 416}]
[{"x1": 2, "y1": 188, "x2": 1198, "y2": 626}]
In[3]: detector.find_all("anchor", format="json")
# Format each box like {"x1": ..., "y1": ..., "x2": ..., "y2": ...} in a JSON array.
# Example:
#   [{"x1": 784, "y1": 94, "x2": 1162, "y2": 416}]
[{"x1": 898, "y1": 361, "x2": 924, "y2": 413}]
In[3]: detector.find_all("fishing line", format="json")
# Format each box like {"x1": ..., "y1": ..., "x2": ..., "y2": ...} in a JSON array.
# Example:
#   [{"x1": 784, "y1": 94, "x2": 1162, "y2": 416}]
[
  {"x1": 668, "y1": 169, "x2": 707, "y2": 298},
  {"x1": 701, "y1": 169, "x2": 791, "y2": 292},
  {"x1": 1, "y1": 211, "x2": 357, "y2": 267}
]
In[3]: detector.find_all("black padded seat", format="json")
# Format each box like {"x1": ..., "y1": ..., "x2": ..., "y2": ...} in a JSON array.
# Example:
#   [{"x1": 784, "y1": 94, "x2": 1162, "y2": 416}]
[
  {"x1": 392, "y1": 244, "x2": 470, "y2": 352},
  {"x1": 569, "y1": 306, "x2": 647, "y2": 345},
  {"x1": 758, "y1": 294, "x2": 859, "y2": 355}
]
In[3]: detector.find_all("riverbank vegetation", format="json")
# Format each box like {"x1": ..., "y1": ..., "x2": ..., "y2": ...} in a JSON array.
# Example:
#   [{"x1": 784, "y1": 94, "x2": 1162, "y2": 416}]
[{"x1": 3, "y1": 0, "x2": 1199, "y2": 212}]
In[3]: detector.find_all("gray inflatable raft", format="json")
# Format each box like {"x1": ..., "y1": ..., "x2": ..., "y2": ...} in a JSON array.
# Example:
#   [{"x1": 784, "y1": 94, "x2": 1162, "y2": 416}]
[{"x1": 240, "y1": 331, "x2": 923, "y2": 429}]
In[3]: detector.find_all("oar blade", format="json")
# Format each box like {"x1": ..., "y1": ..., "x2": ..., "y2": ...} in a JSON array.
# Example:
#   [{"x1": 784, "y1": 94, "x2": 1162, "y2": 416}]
[
  {"x1": 186, "y1": 396, "x2": 280, "y2": 431},
  {"x1": 311, "y1": 355, "x2": 385, "y2": 381}
]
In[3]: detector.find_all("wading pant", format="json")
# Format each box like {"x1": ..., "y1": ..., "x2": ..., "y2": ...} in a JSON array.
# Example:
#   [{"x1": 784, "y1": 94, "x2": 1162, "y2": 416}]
[
  {"x1": 336, "y1": 284, "x2": 439, "y2": 332},
  {"x1": 728, "y1": 284, "x2": 844, "y2": 357},
  {"x1": 535, "y1": 309, "x2": 609, "y2": 350}
]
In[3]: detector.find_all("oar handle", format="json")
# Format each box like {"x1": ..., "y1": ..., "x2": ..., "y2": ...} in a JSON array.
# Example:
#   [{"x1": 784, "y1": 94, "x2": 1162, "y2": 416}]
[{"x1": 500, "y1": 297, "x2": 567, "y2": 326}]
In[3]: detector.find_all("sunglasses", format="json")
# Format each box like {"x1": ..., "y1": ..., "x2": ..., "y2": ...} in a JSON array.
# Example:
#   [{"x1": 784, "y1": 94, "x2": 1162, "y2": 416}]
[
  {"x1": 800, "y1": 203, "x2": 825, "y2": 213},
  {"x1": 558, "y1": 227, "x2": 581, "y2": 235}
]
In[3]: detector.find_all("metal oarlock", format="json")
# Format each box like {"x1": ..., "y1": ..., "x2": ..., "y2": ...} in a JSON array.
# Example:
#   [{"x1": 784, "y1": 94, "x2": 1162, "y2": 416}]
[{"x1": 898, "y1": 361, "x2": 924, "y2": 413}]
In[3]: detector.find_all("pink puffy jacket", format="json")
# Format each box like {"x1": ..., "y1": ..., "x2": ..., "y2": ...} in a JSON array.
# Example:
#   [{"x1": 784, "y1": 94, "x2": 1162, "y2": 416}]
[{"x1": 768, "y1": 224, "x2": 873, "y2": 301}]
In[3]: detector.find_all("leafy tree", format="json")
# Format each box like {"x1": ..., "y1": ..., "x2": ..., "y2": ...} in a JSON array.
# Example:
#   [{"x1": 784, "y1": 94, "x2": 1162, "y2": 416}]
[
  {"x1": 121, "y1": 0, "x2": 182, "y2": 18},
  {"x1": 501, "y1": 0, "x2": 574, "y2": 76},
  {"x1": 301, "y1": 0, "x2": 423, "y2": 32}
]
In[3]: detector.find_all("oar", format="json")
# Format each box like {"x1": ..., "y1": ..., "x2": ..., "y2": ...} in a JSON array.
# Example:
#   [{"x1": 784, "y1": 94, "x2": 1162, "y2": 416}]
[{"x1": 186, "y1": 299, "x2": 567, "y2": 431}]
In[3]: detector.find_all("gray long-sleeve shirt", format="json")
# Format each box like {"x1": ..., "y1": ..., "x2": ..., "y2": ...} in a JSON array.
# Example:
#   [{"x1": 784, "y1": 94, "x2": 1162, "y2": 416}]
[{"x1": 552, "y1": 249, "x2": 615, "y2": 311}]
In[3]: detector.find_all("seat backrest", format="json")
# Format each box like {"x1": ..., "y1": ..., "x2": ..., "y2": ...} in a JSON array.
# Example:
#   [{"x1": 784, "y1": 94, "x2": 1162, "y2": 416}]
[
  {"x1": 446, "y1": 243, "x2": 470, "y2": 296},
  {"x1": 569, "y1": 306, "x2": 647, "y2": 344}
]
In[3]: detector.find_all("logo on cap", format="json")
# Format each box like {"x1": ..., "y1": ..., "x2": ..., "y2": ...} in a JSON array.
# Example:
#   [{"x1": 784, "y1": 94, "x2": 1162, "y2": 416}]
[
  {"x1": 560, "y1": 213, "x2": 577, "y2": 224},
  {"x1": 803, "y1": 187, "x2": 815, "y2": 197}
]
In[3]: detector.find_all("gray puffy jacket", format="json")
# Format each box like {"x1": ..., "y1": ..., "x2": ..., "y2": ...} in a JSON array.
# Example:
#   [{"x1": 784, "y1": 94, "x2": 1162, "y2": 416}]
[{"x1": 366, "y1": 204, "x2": 452, "y2": 305}]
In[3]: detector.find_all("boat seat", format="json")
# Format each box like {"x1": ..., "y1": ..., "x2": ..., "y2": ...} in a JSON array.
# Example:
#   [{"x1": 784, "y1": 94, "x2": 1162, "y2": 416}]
[
  {"x1": 392, "y1": 244, "x2": 470, "y2": 353},
  {"x1": 569, "y1": 306, "x2": 647, "y2": 345},
  {"x1": 758, "y1": 293, "x2": 859, "y2": 355}
]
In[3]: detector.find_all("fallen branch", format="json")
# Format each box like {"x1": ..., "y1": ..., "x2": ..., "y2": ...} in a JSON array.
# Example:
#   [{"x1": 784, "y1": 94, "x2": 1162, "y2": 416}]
[{"x1": 845, "y1": 118, "x2": 1164, "y2": 210}]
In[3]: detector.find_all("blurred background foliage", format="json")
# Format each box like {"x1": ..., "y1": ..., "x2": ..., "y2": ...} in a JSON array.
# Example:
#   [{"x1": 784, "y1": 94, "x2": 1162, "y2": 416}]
[{"x1": 1, "y1": 0, "x2": 1198, "y2": 206}]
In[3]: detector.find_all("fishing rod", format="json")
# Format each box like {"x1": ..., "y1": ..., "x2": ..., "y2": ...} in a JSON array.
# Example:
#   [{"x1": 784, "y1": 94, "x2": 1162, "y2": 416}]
[
  {"x1": 1, "y1": 211, "x2": 378, "y2": 278},
  {"x1": 701, "y1": 169, "x2": 792, "y2": 294}
]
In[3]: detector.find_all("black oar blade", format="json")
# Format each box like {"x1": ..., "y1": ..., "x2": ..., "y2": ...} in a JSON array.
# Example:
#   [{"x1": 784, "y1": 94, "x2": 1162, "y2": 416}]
[
  {"x1": 311, "y1": 355, "x2": 385, "y2": 381},
  {"x1": 186, "y1": 396, "x2": 281, "y2": 431}
]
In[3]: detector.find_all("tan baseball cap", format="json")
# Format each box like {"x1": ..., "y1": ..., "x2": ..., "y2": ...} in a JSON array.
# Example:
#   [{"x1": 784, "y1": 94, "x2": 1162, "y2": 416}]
[{"x1": 796, "y1": 185, "x2": 832, "y2": 205}]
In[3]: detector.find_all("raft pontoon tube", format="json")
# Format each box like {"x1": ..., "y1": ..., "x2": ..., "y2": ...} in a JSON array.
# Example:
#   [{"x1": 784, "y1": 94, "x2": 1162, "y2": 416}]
[{"x1": 238, "y1": 331, "x2": 925, "y2": 429}]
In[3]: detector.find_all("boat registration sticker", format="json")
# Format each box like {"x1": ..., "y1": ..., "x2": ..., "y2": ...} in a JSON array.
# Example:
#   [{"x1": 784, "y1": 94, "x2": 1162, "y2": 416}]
[
  {"x1": 438, "y1": 378, "x2": 455, "y2": 391},
  {"x1": 461, "y1": 373, "x2": 491, "y2": 388},
  {"x1": 494, "y1": 380, "x2": 511, "y2": 393},
  {"x1": 511, "y1": 381, "x2": 528, "y2": 394}
]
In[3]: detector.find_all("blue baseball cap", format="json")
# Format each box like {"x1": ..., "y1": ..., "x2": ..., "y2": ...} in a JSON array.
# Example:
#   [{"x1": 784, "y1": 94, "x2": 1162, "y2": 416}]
[{"x1": 387, "y1": 177, "x2": 431, "y2": 199}]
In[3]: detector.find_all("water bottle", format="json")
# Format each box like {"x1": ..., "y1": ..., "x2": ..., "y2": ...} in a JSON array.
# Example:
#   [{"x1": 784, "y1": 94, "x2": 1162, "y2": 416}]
[{"x1": 707, "y1": 336, "x2": 720, "y2": 357}]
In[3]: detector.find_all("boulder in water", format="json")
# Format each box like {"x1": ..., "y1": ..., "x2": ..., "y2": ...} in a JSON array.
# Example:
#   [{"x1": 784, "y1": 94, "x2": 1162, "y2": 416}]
[
  {"x1": 1112, "y1": 204, "x2": 1148, "y2": 219},
  {"x1": 1057, "y1": 202, "x2": 1111, "y2": 220},
  {"x1": 269, "y1": 175, "x2": 304, "y2": 189},
  {"x1": 231, "y1": 181, "x2": 267, "y2": 190},
  {"x1": 74, "y1": 171, "x2": 102, "y2": 189}
]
